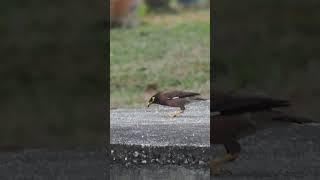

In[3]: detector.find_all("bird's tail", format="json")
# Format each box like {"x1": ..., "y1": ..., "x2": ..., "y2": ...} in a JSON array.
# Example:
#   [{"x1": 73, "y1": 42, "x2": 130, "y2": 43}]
[
  {"x1": 194, "y1": 97, "x2": 208, "y2": 101},
  {"x1": 272, "y1": 110, "x2": 319, "y2": 125}
]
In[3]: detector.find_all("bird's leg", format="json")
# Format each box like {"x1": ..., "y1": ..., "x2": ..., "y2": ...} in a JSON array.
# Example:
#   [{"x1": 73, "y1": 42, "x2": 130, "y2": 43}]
[
  {"x1": 169, "y1": 109, "x2": 184, "y2": 118},
  {"x1": 171, "y1": 106, "x2": 185, "y2": 118},
  {"x1": 210, "y1": 153, "x2": 239, "y2": 176}
]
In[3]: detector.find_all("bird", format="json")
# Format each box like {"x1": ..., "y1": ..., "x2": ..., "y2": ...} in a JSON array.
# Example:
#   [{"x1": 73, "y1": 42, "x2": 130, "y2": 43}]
[
  {"x1": 147, "y1": 90, "x2": 207, "y2": 117},
  {"x1": 210, "y1": 90, "x2": 318, "y2": 176}
]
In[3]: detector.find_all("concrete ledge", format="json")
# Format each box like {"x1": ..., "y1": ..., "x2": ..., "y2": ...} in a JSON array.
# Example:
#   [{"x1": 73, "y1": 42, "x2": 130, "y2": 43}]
[
  {"x1": 110, "y1": 164, "x2": 210, "y2": 180},
  {"x1": 110, "y1": 144, "x2": 210, "y2": 167},
  {"x1": 110, "y1": 101, "x2": 210, "y2": 167}
]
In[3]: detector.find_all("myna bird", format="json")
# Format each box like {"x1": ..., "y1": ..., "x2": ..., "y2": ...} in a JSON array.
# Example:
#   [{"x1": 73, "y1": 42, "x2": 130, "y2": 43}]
[
  {"x1": 210, "y1": 90, "x2": 318, "y2": 176},
  {"x1": 147, "y1": 90, "x2": 207, "y2": 117}
]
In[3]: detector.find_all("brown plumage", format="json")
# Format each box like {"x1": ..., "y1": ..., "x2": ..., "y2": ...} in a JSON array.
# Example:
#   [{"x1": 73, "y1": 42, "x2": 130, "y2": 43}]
[
  {"x1": 211, "y1": 90, "x2": 290, "y2": 116},
  {"x1": 147, "y1": 90, "x2": 206, "y2": 117},
  {"x1": 210, "y1": 90, "x2": 318, "y2": 176}
]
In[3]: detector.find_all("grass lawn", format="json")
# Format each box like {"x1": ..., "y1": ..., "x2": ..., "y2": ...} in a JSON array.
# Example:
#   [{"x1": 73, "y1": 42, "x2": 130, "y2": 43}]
[{"x1": 110, "y1": 9, "x2": 210, "y2": 108}]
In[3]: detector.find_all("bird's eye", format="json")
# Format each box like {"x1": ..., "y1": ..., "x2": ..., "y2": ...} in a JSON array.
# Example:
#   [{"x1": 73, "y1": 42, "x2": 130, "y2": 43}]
[{"x1": 150, "y1": 97, "x2": 155, "y2": 102}]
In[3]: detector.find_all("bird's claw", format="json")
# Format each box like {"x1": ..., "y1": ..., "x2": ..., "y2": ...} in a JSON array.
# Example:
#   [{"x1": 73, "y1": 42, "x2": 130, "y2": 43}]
[
  {"x1": 169, "y1": 111, "x2": 181, "y2": 118},
  {"x1": 169, "y1": 114, "x2": 177, "y2": 118}
]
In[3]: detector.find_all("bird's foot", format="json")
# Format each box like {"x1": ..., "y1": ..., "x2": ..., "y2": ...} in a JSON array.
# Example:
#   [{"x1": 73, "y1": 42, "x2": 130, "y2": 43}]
[{"x1": 169, "y1": 111, "x2": 183, "y2": 118}]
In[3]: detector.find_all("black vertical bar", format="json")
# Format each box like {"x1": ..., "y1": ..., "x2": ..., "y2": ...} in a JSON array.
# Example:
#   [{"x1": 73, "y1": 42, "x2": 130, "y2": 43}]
[{"x1": 106, "y1": 0, "x2": 110, "y2": 179}]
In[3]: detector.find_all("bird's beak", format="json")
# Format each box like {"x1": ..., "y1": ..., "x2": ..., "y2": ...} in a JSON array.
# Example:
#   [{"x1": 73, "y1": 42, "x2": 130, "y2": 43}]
[{"x1": 147, "y1": 102, "x2": 151, "y2": 107}]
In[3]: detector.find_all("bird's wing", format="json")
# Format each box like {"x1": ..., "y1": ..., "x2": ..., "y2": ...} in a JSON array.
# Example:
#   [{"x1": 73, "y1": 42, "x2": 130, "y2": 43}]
[
  {"x1": 212, "y1": 90, "x2": 289, "y2": 115},
  {"x1": 162, "y1": 91, "x2": 200, "y2": 100}
]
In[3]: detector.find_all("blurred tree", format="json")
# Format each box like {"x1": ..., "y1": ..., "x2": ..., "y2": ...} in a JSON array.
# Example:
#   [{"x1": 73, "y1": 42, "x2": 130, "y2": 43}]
[
  {"x1": 110, "y1": 0, "x2": 140, "y2": 27},
  {"x1": 178, "y1": 0, "x2": 199, "y2": 7},
  {"x1": 144, "y1": 0, "x2": 173, "y2": 12}
]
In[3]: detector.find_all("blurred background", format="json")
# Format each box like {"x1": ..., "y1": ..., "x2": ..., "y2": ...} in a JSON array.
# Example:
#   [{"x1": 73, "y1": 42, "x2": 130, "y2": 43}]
[
  {"x1": 110, "y1": 0, "x2": 210, "y2": 108},
  {"x1": 0, "y1": 1, "x2": 106, "y2": 148},
  {"x1": 214, "y1": 0, "x2": 320, "y2": 119}
]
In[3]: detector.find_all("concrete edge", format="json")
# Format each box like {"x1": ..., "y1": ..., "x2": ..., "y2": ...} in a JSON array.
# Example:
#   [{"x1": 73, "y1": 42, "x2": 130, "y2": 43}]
[{"x1": 110, "y1": 144, "x2": 211, "y2": 168}]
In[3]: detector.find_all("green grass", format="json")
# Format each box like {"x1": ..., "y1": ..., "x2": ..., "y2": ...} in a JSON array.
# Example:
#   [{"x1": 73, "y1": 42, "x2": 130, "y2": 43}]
[{"x1": 110, "y1": 10, "x2": 210, "y2": 107}]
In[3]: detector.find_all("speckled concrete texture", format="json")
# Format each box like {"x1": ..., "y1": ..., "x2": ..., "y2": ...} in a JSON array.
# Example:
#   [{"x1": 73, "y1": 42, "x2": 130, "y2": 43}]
[
  {"x1": 110, "y1": 144, "x2": 210, "y2": 167},
  {"x1": 0, "y1": 149, "x2": 106, "y2": 179},
  {"x1": 110, "y1": 101, "x2": 210, "y2": 180},
  {"x1": 110, "y1": 164, "x2": 210, "y2": 180},
  {"x1": 212, "y1": 125, "x2": 320, "y2": 179},
  {"x1": 111, "y1": 100, "x2": 320, "y2": 179},
  {"x1": 111, "y1": 100, "x2": 210, "y2": 147}
]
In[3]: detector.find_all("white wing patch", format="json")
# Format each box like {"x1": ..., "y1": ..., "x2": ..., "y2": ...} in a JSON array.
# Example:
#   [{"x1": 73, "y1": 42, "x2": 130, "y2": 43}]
[{"x1": 168, "y1": 96, "x2": 179, "y2": 100}]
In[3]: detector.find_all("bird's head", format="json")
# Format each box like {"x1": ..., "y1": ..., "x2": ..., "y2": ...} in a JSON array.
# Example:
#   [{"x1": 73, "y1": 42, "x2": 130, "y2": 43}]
[{"x1": 147, "y1": 95, "x2": 158, "y2": 107}]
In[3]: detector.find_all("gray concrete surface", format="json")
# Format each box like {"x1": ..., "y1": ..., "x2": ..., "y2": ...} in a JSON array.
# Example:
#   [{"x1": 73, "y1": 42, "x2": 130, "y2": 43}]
[
  {"x1": 110, "y1": 164, "x2": 210, "y2": 180},
  {"x1": 0, "y1": 100, "x2": 318, "y2": 179},
  {"x1": 110, "y1": 101, "x2": 211, "y2": 167},
  {"x1": 111, "y1": 100, "x2": 210, "y2": 147},
  {"x1": 110, "y1": 144, "x2": 210, "y2": 168},
  {"x1": 110, "y1": 101, "x2": 210, "y2": 180},
  {"x1": 111, "y1": 100, "x2": 320, "y2": 179},
  {"x1": 0, "y1": 149, "x2": 106, "y2": 179},
  {"x1": 212, "y1": 125, "x2": 320, "y2": 180}
]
